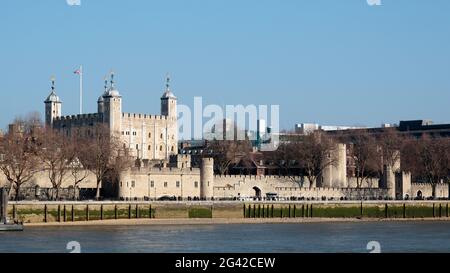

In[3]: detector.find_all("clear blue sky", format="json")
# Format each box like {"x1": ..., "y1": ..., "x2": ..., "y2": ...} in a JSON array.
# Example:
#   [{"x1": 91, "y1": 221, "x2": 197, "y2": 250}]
[{"x1": 1, "y1": 0, "x2": 450, "y2": 131}]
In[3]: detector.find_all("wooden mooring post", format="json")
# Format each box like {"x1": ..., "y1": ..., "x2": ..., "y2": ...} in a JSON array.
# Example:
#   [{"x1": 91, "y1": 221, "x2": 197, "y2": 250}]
[
  {"x1": 13, "y1": 205, "x2": 17, "y2": 221},
  {"x1": 63, "y1": 205, "x2": 67, "y2": 222},
  {"x1": 86, "y1": 205, "x2": 90, "y2": 221},
  {"x1": 44, "y1": 205, "x2": 48, "y2": 223}
]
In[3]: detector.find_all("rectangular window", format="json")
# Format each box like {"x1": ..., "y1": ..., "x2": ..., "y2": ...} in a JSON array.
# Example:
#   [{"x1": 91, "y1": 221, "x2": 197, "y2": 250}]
[
  {"x1": 150, "y1": 181, "x2": 154, "y2": 188},
  {"x1": 194, "y1": 181, "x2": 199, "y2": 188},
  {"x1": 131, "y1": 181, "x2": 135, "y2": 188},
  {"x1": 164, "y1": 182, "x2": 168, "y2": 188},
  {"x1": 176, "y1": 181, "x2": 180, "y2": 188}
]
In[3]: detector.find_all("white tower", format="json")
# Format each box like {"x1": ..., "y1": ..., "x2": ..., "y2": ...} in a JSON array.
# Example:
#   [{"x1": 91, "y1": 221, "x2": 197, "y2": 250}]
[{"x1": 44, "y1": 76, "x2": 62, "y2": 128}]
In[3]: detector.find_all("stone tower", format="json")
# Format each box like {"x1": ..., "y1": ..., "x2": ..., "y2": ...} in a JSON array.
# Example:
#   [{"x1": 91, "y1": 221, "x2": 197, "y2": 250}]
[
  {"x1": 97, "y1": 95, "x2": 105, "y2": 114},
  {"x1": 320, "y1": 143, "x2": 347, "y2": 188},
  {"x1": 334, "y1": 143, "x2": 348, "y2": 188},
  {"x1": 200, "y1": 158, "x2": 214, "y2": 200},
  {"x1": 103, "y1": 72, "x2": 122, "y2": 134},
  {"x1": 382, "y1": 165, "x2": 396, "y2": 199},
  {"x1": 380, "y1": 150, "x2": 401, "y2": 199},
  {"x1": 44, "y1": 77, "x2": 62, "y2": 127},
  {"x1": 161, "y1": 75, "x2": 177, "y2": 119}
]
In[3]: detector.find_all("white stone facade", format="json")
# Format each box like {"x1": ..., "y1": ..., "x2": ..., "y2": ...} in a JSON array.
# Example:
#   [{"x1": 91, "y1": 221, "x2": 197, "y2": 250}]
[{"x1": 45, "y1": 74, "x2": 178, "y2": 161}]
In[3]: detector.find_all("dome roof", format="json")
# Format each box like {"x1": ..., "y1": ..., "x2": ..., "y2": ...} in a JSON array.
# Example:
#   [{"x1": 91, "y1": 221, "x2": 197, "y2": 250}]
[
  {"x1": 106, "y1": 88, "x2": 121, "y2": 97},
  {"x1": 45, "y1": 91, "x2": 61, "y2": 103},
  {"x1": 161, "y1": 90, "x2": 177, "y2": 99},
  {"x1": 98, "y1": 94, "x2": 105, "y2": 103},
  {"x1": 161, "y1": 75, "x2": 177, "y2": 99}
]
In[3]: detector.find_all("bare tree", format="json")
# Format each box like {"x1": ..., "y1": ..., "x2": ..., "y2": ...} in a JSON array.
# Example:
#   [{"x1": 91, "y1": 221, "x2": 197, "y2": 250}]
[
  {"x1": 205, "y1": 140, "x2": 252, "y2": 175},
  {"x1": 296, "y1": 132, "x2": 337, "y2": 188},
  {"x1": 79, "y1": 124, "x2": 131, "y2": 200},
  {"x1": 375, "y1": 129, "x2": 404, "y2": 171},
  {"x1": 69, "y1": 157, "x2": 90, "y2": 200},
  {"x1": 0, "y1": 118, "x2": 41, "y2": 200},
  {"x1": 268, "y1": 142, "x2": 297, "y2": 176},
  {"x1": 346, "y1": 132, "x2": 379, "y2": 188},
  {"x1": 37, "y1": 129, "x2": 76, "y2": 200},
  {"x1": 12, "y1": 112, "x2": 43, "y2": 134},
  {"x1": 67, "y1": 136, "x2": 91, "y2": 200},
  {"x1": 414, "y1": 135, "x2": 448, "y2": 198}
]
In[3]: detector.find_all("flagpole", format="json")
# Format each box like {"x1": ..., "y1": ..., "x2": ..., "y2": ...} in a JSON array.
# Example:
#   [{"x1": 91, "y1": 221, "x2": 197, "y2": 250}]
[{"x1": 79, "y1": 65, "x2": 83, "y2": 115}]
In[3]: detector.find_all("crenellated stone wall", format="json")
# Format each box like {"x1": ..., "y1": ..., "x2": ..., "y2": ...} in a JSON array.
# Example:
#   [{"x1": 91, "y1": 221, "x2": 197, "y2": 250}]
[{"x1": 411, "y1": 183, "x2": 449, "y2": 199}]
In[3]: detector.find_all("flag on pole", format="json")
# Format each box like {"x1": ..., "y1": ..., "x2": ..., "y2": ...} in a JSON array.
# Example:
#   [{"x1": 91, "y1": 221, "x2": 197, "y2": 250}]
[{"x1": 74, "y1": 65, "x2": 83, "y2": 114}]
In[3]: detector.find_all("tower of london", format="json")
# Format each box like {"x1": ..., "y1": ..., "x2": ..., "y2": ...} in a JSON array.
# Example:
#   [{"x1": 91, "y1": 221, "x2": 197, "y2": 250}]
[{"x1": 40, "y1": 73, "x2": 447, "y2": 201}]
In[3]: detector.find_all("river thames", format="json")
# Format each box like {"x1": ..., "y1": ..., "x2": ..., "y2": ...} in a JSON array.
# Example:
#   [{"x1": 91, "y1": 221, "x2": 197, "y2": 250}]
[{"x1": 1, "y1": 221, "x2": 450, "y2": 253}]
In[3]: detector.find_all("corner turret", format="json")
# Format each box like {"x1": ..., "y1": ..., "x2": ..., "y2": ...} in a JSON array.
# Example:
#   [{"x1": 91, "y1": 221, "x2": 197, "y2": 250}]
[
  {"x1": 44, "y1": 76, "x2": 62, "y2": 127},
  {"x1": 161, "y1": 74, "x2": 177, "y2": 119}
]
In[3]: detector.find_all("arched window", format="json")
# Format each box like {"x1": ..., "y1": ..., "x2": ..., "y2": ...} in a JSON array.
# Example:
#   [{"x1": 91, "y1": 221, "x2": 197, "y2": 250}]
[
  {"x1": 148, "y1": 133, "x2": 151, "y2": 138},
  {"x1": 160, "y1": 145, "x2": 163, "y2": 151},
  {"x1": 148, "y1": 145, "x2": 151, "y2": 151}
]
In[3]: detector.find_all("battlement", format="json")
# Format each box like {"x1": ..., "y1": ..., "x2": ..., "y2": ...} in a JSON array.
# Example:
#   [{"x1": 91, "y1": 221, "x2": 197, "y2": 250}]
[
  {"x1": 122, "y1": 112, "x2": 168, "y2": 121},
  {"x1": 214, "y1": 175, "x2": 302, "y2": 180},
  {"x1": 54, "y1": 113, "x2": 102, "y2": 122},
  {"x1": 129, "y1": 166, "x2": 201, "y2": 175},
  {"x1": 412, "y1": 182, "x2": 448, "y2": 187},
  {"x1": 202, "y1": 158, "x2": 214, "y2": 164}
]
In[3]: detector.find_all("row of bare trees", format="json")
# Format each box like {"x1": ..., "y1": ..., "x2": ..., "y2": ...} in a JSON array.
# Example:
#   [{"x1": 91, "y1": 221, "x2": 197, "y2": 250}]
[
  {"x1": 402, "y1": 135, "x2": 450, "y2": 185},
  {"x1": 267, "y1": 129, "x2": 450, "y2": 192},
  {"x1": 271, "y1": 132, "x2": 338, "y2": 187},
  {"x1": 204, "y1": 140, "x2": 253, "y2": 175},
  {"x1": 0, "y1": 114, "x2": 132, "y2": 200}
]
